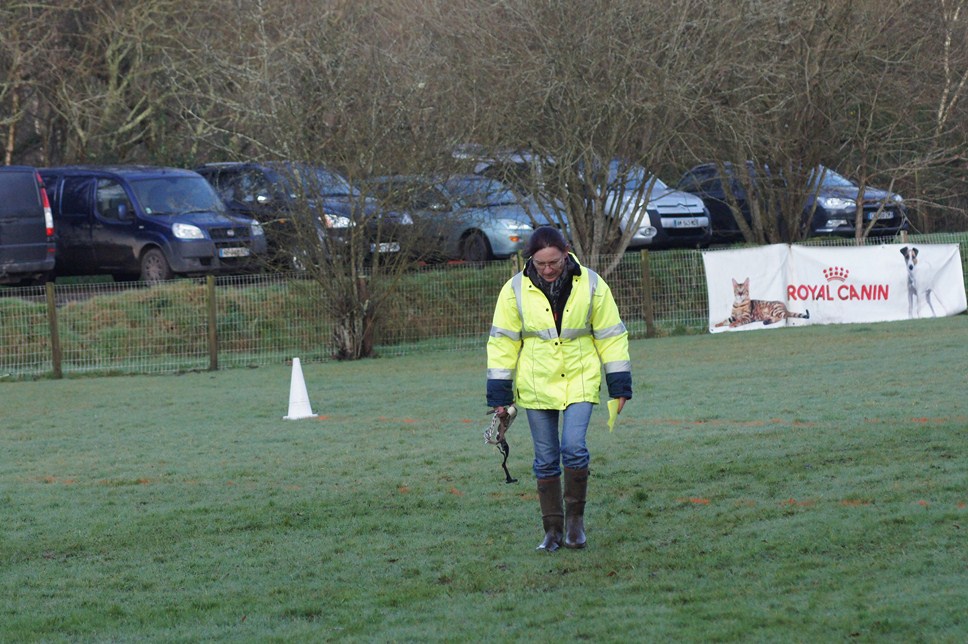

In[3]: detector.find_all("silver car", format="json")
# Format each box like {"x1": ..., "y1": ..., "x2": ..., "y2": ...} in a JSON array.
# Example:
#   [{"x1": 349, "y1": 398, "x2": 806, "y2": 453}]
[
  {"x1": 605, "y1": 160, "x2": 712, "y2": 249},
  {"x1": 468, "y1": 151, "x2": 711, "y2": 249},
  {"x1": 363, "y1": 174, "x2": 566, "y2": 262}
]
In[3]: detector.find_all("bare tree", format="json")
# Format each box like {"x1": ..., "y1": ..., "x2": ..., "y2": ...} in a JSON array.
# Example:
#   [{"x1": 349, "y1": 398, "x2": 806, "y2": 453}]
[
  {"x1": 0, "y1": 2, "x2": 58, "y2": 164},
  {"x1": 672, "y1": 1, "x2": 869, "y2": 244},
  {"x1": 881, "y1": 0, "x2": 968, "y2": 233},
  {"x1": 675, "y1": 0, "x2": 968, "y2": 243},
  {"x1": 31, "y1": 0, "x2": 189, "y2": 163},
  {"x1": 427, "y1": 0, "x2": 699, "y2": 274},
  {"x1": 167, "y1": 0, "x2": 468, "y2": 359},
  {"x1": 5, "y1": 0, "x2": 967, "y2": 360}
]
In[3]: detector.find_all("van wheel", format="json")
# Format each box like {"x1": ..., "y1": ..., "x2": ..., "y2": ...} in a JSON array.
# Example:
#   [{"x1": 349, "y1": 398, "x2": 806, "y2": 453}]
[{"x1": 140, "y1": 248, "x2": 173, "y2": 282}]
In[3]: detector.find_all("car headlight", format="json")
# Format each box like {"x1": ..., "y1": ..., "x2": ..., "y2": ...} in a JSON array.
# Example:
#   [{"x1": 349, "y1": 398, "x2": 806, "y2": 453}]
[
  {"x1": 629, "y1": 212, "x2": 656, "y2": 237},
  {"x1": 319, "y1": 213, "x2": 354, "y2": 229},
  {"x1": 497, "y1": 219, "x2": 533, "y2": 231},
  {"x1": 251, "y1": 221, "x2": 265, "y2": 236},
  {"x1": 172, "y1": 222, "x2": 204, "y2": 240},
  {"x1": 818, "y1": 196, "x2": 855, "y2": 210}
]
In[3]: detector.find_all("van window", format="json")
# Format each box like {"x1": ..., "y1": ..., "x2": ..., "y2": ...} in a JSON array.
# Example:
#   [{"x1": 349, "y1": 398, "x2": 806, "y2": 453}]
[
  {"x1": 60, "y1": 177, "x2": 93, "y2": 214},
  {"x1": 0, "y1": 171, "x2": 41, "y2": 217},
  {"x1": 96, "y1": 180, "x2": 133, "y2": 221}
]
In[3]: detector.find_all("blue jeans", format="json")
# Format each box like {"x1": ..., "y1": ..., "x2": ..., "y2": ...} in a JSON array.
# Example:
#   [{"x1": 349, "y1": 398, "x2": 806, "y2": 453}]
[{"x1": 526, "y1": 402, "x2": 594, "y2": 479}]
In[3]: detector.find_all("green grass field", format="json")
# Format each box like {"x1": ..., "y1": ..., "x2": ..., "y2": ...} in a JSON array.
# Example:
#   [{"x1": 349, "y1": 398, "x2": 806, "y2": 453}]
[{"x1": 2, "y1": 317, "x2": 966, "y2": 642}]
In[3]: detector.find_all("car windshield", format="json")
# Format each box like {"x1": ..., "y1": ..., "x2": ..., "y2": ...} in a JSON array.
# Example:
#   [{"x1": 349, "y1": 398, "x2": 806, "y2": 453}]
[
  {"x1": 133, "y1": 176, "x2": 226, "y2": 216},
  {"x1": 811, "y1": 166, "x2": 856, "y2": 188},
  {"x1": 445, "y1": 177, "x2": 518, "y2": 207},
  {"x1": 607, "y1": 161, "x2": 667, "y2": 192},
  {"x1": 272, "y1": 164, "x2": 358, "y2": 198}
]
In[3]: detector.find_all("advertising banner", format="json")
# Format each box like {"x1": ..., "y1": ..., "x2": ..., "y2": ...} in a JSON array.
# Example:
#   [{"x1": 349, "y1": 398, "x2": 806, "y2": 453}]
[{"x1": 702, "y1": 243, "x2": 966, "y2": 333}]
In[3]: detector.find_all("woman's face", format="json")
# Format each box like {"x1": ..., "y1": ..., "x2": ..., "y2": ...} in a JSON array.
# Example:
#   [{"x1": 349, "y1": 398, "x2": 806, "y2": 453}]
[{"x1": 532, "y1": 246, "x2": 568, "y2": 282}]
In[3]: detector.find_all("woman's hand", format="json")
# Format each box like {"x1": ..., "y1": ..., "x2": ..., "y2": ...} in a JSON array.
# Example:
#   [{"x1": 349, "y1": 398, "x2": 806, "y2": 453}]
[{"x1": 614, "y1": 397, "x2": 627, "y2": 415}]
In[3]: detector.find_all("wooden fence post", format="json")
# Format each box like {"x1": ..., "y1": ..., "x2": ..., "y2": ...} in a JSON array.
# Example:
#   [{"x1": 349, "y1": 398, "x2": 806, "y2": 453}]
[
  {"x1": 640, "y1": 250, "x2": 656, "y2": 338},
  {"x1": 45, "y1": 282, "x2": 62, "y2": 379},
  {"x1": 207, "y1": 275, "x2": 218, "y2": 371}
]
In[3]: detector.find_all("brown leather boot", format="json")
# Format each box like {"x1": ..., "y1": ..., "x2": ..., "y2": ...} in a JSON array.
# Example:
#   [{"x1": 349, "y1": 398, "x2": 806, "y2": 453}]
[
  {"x1": 563, "y1": 467, "x2": 588, "y2": 549},
  {"x1": 536, "y1": 476, "x2": 563, "y2": 552}
]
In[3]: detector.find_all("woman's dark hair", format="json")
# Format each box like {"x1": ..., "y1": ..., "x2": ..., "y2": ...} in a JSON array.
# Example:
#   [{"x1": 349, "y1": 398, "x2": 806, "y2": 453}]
[{"x1": 525, "y1": 226, "x2": 569, "y2": 257}]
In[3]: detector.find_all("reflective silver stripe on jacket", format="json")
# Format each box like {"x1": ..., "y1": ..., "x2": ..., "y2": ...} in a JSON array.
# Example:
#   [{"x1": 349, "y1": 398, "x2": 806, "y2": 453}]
[
  {"x1": 512, "y1": 272, "x2": 524, "y2": 320},
  {"x1": 490, "y1": 325, "x2": 521, "y2": 341},
  {"x1": 523, "y1": 328, "x2": 557, "y2": 340},
  {"x1": 487, "y1": 367, "x2": 515, "y2": 380},
  {"x1": 594, "y1": 321, "x2": 627, "y2": 340},
  {"x1": 603, "y1": 360, "x2": 632, "y2": 373},
  {"x1": 585, "y1": 269, "x2": 599, "y2": 327}
]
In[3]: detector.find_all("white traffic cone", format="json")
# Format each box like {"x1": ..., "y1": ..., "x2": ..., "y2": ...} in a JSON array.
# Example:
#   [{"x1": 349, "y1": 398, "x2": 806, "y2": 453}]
[{"x1": 284, "y1": 358, "x2": 316, "y2": 420}]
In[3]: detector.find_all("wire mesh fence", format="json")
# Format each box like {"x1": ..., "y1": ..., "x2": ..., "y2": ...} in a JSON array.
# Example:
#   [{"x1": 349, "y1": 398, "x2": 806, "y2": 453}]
[{"x1": 1, "y1": 232, "x2": 965, "y2": 380}]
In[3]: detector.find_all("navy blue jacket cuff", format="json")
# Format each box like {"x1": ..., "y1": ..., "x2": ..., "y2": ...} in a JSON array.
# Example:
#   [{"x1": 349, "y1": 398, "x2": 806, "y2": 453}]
[
  {"x1": 486, "y1": 379, "x2": 514, "y2": 408},
  {"x1": 606, "y1": 372, "x2": 632, "y2": 400}
]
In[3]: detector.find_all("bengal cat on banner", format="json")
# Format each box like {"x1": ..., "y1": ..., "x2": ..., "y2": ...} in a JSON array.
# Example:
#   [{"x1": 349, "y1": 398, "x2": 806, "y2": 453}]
[{"x1": 715, "y1": 277, "x2": 810, "y2": 328}]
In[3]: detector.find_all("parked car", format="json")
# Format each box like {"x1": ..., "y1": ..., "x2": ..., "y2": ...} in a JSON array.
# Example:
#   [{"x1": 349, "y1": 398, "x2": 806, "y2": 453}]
[
  {"x1": 196, "y1": 161, "x2": 412, "y2": 268},
  {"x1": 598, "y1": 160, "x2": 712, "y2": 249},
  {"x1": 676, "y1": 162, "x2": 909, "y2": 242},
  {"x1": 39, "y1": 166, "x2": 266, "y2": 282},
  {"x1": 466, "y1": 150, "x2": 710, "y2": 249},
  {"x1": 362, "y1": 174, "x2": 565, "y2": 262},
  {"x1": 0, "y1": 166, "x2": 56, "y2": 285}
]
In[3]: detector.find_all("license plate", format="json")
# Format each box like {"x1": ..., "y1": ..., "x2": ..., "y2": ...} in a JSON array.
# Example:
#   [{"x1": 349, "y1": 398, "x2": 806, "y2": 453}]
[
  {"x1": 662, "y1": 217, "x2": 702, "y2": 229},
  {"x1": 219, "y1": 247, "x2": 251, "y2": 258},
  {"x1": 865, "y1": 211, "x2": 893, "y2": 220},
  {"x1": 371, "y1": 242, "x2": 400, "y2": 253}
]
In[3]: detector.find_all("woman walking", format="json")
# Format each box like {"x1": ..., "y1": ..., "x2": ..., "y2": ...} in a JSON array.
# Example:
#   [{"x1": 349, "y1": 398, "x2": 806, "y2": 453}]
[{"x1": 486, "y1": 226, "x2": 632, "y2": 551}]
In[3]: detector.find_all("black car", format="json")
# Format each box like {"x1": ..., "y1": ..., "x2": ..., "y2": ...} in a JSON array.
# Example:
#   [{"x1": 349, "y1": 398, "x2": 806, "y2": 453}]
[
  {"x1": 196, "y1": 161, "x2": 412, "y2": 268},
  {"x1": 676, "y1": 162, "x2": 909, "y2": 243},
  {"x1": 0, "y1": 166, "x2": 56, "y2": 285},
  {"x1": 40, "y1": 166, "x2": 266, "y2": 281}
]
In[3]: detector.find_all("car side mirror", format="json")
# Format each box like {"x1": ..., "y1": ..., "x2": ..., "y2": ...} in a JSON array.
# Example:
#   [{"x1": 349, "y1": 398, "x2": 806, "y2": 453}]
[{"x1": 117, "y1": 203, "x2": 129, "y2": 219}]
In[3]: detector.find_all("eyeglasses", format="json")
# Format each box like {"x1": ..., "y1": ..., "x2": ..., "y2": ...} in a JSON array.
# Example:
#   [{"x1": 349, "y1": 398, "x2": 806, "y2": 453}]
[{"x1": 533, "y1": 255, "x2": 566, "y2": 270}]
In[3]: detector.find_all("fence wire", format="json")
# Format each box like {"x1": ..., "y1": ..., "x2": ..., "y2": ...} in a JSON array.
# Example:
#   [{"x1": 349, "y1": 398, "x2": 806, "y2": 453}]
[{"x1": 1, "y1": 233, "x2": 965, "y2": 380}]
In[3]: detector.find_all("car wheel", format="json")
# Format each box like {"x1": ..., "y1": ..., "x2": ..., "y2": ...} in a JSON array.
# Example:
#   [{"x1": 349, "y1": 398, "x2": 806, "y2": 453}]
[
  {"x1": 140, "y1": 248, "x2": 173, "y2": 282},
  {"x1": 460, "y1": 231, "x2": 493, "y2": 264}
]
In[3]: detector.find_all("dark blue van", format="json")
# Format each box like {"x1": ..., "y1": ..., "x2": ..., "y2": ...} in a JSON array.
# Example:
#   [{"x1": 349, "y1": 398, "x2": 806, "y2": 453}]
[
  {"x1": 40, "y1": 166, "x2": 267, "y2": 281},
  {"x1": 0, "y1": 166, "x2": 56, "y2": 285}
]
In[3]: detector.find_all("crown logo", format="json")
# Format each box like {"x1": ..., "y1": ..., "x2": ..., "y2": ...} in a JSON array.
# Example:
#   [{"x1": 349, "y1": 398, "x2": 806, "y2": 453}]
[{"x1": 823, "y1": 266, "x2": 849, "y2": 282}]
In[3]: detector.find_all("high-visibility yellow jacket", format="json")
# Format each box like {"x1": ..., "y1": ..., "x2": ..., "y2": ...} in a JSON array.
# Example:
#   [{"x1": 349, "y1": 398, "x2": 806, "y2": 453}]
[{"x1": 486, "y1": 255, "x2": 632, "y2": 410}]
